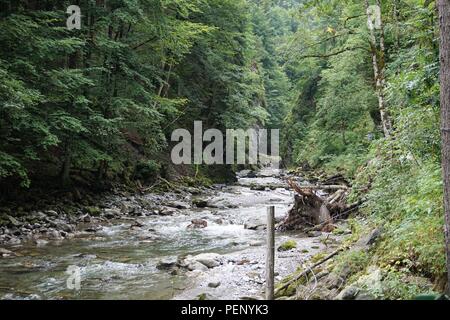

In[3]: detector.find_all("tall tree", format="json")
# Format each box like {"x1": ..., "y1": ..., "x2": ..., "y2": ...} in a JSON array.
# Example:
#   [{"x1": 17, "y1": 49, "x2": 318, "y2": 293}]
[
  {"x1": 439, "y1": 0, "x2": 450, "y2": 295},
  {"x1": 364, "y1": 0, "x2": 392, "y2": 138}
]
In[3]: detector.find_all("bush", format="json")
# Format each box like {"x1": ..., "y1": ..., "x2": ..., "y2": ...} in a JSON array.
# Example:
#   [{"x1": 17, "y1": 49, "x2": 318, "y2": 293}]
[{"x1": 134, "y1": 160, "x2": 161, "y2": 182}]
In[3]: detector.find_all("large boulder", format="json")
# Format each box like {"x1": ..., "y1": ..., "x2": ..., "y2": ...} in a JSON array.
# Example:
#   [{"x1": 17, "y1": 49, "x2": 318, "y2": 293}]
[
  {"x1": 188, "y1": 253, "x2": 222, "y2": 268},
  {"x1": 187, "y1": 261, "x2": 208, "y2": 272},
  {"x1": 336, "y1": 267, "x2": 382, "y2": 300}
]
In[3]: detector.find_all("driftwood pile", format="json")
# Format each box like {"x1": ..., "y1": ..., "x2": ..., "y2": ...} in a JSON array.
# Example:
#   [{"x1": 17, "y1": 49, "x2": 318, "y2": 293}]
[{"x1": 278, "y1": 175, "x2": 360, "y2": 232}]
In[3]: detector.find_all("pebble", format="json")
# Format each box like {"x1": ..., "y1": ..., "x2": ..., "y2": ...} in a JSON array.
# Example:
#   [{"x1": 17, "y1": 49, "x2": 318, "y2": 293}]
[{"x1": 208, "y1": 281, "x2": 221, "y2": 288}]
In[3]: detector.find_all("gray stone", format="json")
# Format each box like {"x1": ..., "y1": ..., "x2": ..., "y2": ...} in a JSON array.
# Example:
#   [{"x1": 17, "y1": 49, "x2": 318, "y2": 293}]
[
  {"x1": 336, "y1": 286, "x2": 359, "y2": 300},
  {"x1": 249, "y1": 241, "x2": 264, "y2": 247},
  {"x1": 192, "y1": 198, "x2": 209, "y2": 208},
  {"x1": 103, "y1": 208, "x2": 120, "y2": 219},
  {"x1": 187, "y1": 219, "x2": 208, "y2": 229},
  {"x1": 167, "y1": 201, "x2": 190, "y2": 210},
  {"x1": 0, "y1": 248, "x2": 16, "y2": 257},
  {"x1": 46, "y1": 210, "x2": 58, "y2": 217},
  {"x1": 159, "y1": 207, "x2": 178, "y2": 216},
  {"x1": 190, "y1": 253, "x2": 221, "y2": 268},
  {"x1": 356, "y1": 228, "x2": 382, "y2": 249},
  {"x1": 244, "y1": 222, "x2": 266, "y2": 231},
  {"x1": 6, "y1": 215, "x2": 21, "y2": 227},
  {"x1": 208, "y1": 281, "x2": 221, "y2": 288},
  {"x1": 187, "y1": 261, "x2": 208, "y2": 272},
  {"x1": 156, "y1": 257, "x2": 178, "y2": 270}
]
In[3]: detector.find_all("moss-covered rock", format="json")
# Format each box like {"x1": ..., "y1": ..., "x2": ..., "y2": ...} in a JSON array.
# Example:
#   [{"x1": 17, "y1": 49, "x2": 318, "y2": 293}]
[
  {"x1": 85, "y1": 206, "x2": 101, "y2": 216},
  {"x1": 278, "y1": 240, "x2": 297, "y2": 252}
]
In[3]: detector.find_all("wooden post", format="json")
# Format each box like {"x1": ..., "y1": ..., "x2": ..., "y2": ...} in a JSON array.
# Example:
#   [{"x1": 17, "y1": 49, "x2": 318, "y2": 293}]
[{"x1": 266, "y1": 206, "x2": 275, "y2": 300}]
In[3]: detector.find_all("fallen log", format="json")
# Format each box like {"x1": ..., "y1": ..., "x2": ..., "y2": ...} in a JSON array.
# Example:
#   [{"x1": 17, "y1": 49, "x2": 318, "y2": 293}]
[
  {"x1": 274, "y1": 247, "x2": 348, "y2": 296},
  {"x1": 293, "y1": 184, "x2": 349, "y2": 191}
]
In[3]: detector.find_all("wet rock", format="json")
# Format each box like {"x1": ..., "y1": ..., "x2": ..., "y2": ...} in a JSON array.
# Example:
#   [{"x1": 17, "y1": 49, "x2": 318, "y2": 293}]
[
  {"x1": 192, "y1": 198, "x2": 209, "y2": 208},
  {"x1": 47, "y1": 229, "x2": 62, "y2": 240},
  {"x1": 129, "y1": 206, "x2": 144, "y2": 216},
  {"x1": 208, "y1": 281, "x2": 221, "y2": 288},
  {"x1": 6, "y1": 215, "x2": 21, "y2": 227},
  {"x1": 250, "y1": 184, "x2": 266, "y2": 191},
  {"x1": 46, "y1": 210, "x2": 58, "y2": 217},
  {"x1": 84, "y1": 225, "x2": 102, "y2": 233},
  {"x1": 137, "y1": 233, "x2": 160, "y2": 242},
  {"x1": 187, "y1": 219, "x2": 208, "y2": 229},
  {"x1": 34, "y1": 239, "x2": 49, "y2": 247},
  {"x1": 156, "y1": 257, "x2": 178, "y2": 270},
  {"x1": 32, "y1": 212, "x2": 47, "y2": 220},
  {"x1": 103, "y1": 208, "x2": 120, "y2": 219},
  {"x1": 244, "y1": 222, "x2": 266, "y2": 231},
  {"x1": 237, "y1": 170, "x2": 257, "y2": 178},
  {"x1": 55, "y1": 222, "x2": 75, "y2": 233},
  {"x1": 0, "y1": 248, "x2": 17, "y2": 257},
  {"x1": 159, "y1": 207, "x2": 178, "y2": 216},
  {"x1": 79, "y1": 214, "x2": 91, "y2": 223},
  {"x1": 167, "y1": 201, "x2": 190, "y2": 210},
  {"x1": 187, "y1": 261, "x2": 208, "y2": 272},
  {"x1": 130, "y1": 220, "x2": 144, "y2": 228}
]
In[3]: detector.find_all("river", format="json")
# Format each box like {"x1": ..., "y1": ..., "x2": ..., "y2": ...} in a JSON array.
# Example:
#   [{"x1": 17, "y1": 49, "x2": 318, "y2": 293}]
[{"x1": 0, "y1": 168, "x2": 327, "y2": 300}]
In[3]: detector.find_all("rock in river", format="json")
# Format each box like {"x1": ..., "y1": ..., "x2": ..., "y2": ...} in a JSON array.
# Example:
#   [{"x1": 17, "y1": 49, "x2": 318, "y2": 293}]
[
  {"x1": 167, "y1": 201, "x2": 191, "y2": 210},
  {"x1": 0, "y1": 248, "x2": 17, "y2": 257},
  {"x1": 156, "y1": 257, "x2": 178, "y2": 270},
  {"x1": 187, "y1": 261, "x2": 208, "y2": 272},
  {"x1": 244, "y1": 221, "x2": 266, "y2": 231},
  {"x1": 192, "y1": 198, "x2": 209, "y2": 208},
  {"x1": 187, "y1": 219, "x2": 208, "y2": 229},
  {"x1": 188, "y1": 253, "x2": 221, "y2": 268}
]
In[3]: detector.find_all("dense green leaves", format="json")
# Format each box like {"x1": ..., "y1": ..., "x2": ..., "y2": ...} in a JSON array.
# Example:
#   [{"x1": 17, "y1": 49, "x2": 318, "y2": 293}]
[{"x1": 0, "y1": 0, "x2": 295, "y2": 190}]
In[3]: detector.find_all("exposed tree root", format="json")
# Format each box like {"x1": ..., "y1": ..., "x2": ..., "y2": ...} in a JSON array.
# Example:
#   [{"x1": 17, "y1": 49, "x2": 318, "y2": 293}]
[{"x1": 278, "y1": 178, "x2": 359, "y2": 231}]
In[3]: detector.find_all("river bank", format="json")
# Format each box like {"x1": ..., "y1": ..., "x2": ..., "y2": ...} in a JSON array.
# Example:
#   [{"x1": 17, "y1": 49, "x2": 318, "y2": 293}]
[
  {"x1": 2, "y1": 167, "x2": 436, "y2": 300},
  {"x1": 0, "y1": 168, "x2": 333, "y2": 299}
]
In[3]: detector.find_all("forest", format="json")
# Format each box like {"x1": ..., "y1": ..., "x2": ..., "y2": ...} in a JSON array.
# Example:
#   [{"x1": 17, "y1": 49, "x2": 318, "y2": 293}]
[{"x1": 0, "y1": 0, "x2": 450, "y2": 301}]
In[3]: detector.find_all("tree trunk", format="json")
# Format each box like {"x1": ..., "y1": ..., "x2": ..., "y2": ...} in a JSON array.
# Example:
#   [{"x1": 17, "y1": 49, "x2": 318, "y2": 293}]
[
  {"x1": 365, "y1": 0, "x2": 392, "y2": 138},
  {"x1": 438, "y1": 0, "x2": 450, "y2": 295}
]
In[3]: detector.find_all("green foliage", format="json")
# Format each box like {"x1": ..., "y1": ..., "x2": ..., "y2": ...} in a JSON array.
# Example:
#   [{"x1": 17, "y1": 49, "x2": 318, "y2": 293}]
[
  {"x1": 379, "y1": 271, "x2": 435, "y2": 300},
  {"x1": 135, "y1": 160, "x2": 161, "y2": 182},
  {"x1": 0, "y1": 0, "x2": 294, "y2": 191},
  {"x1": 279, "y1": 0, "x2": 446, "y2": 297},
  {"x1": 278, "y1": 239, "x2": 297, "y2": 251}
]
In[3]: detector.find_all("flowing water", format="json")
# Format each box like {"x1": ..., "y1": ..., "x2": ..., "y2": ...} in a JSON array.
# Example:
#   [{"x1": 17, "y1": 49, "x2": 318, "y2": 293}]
[{"x1": 0, "y1": 168, "x2": 326, "y2": 300}]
